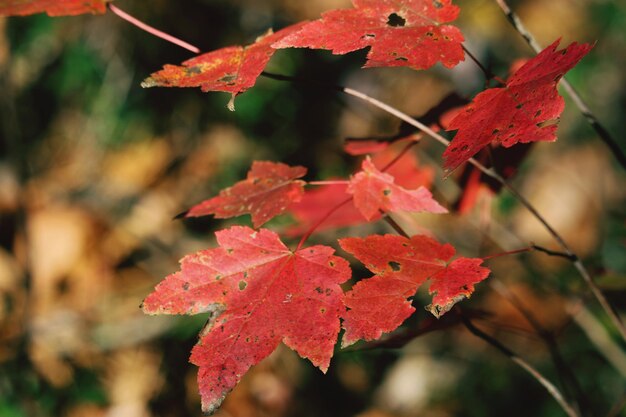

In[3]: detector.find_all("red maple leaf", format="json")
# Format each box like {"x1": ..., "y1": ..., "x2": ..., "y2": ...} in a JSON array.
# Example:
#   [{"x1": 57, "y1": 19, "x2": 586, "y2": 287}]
[
  {"x1": 287, "y1": 148, "x2": 434, "y2": 235},
  {"x1": 0, "y1": 0, "x2": 109, "y2": 16},
  {"x1": 339, "y1": 234, "x2": 490, "y2": 346},
  {"x1": 273, "y1": 0, "x2": 464, "y2": 70},
  {"x1": 141, "y1": 23, "x2": 306, "y2": 110},
  {"x1": 185, "y1": 161, "x2": 307, "y2": 228},
  {"x1": 443, "y1": 39, "x2": 593, "y2": 173},
  {"x1": 348, "y1": 157, "x2": 446, "y2": 220},
  {"x1": 142, "y1": 226, "x2": 350, "y2": 413}
]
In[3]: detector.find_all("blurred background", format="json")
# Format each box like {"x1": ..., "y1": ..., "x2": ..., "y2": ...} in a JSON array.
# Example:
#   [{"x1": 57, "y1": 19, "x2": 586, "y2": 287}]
[{"x1": 0, "y1": 0, "x2": 625, "y2": 416}]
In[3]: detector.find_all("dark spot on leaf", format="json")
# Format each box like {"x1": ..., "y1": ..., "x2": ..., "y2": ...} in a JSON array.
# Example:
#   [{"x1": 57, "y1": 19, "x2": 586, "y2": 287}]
[
  {"x1": 184, "y1": 66, "x2": 202, "y2": 75},
  {"x1": 238, "y1": 281, "x2": 247, "y2": 291},
  {"x1": 433, "y1": 0, "x2": 444, "y2": 8},
  {"x1": 227, "y1": 248, "x2": 234, "y2": 254},
  {"x1": 315, "y1": 287, "x2": 323, "y2": 294},
  {"x1": 460, "y1": 145, "x2": 469, "y2": 151},
  {"x1": 182, "y1": 282, "x2": 190, "y2": 291},
  {"x1": 387, "y1": 13, "x2": 406, "y2": 27},
  {"x1": 215, "y1": 275, "x2": 222, "y2": 281},
  {"x1": 492, "y1": 129, "x2": 500, "y2": 135},
  {"x1": 388, "y1": 261, "x2": 401, "y2": 271},
  {"x1": 219, "y1": 74, "x2": 237, "y2": 83},
  {"x1": 329, "y1": 261, "x2": 335, "y2": 267},
  {"x1": 320, "y1": 307, "x2": 326, "y2": 313},
  {"x1": 535, "y1": 110, "x2": 542, "y2": 117},
  {"x1": 516, "y1": 104, "x2": 523, "y2": 109},
  {"x1": 362, "y1": 33, "x2": 376, "y2": 39},
  {"x1": 395, "y1": 57, "x2": 408, "y2": 62},
  {"x1": 383, "y1": 189, "x2": 391, "y2": 196}
]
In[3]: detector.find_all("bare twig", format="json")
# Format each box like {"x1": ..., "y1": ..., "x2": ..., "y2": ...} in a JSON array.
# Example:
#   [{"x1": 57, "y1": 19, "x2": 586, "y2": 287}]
[
  {"x1": 531, "y1": 244, "x2": 578, "y2": 262},
  {"x1": 108, "y1": 4, "x2": 201, "y2": 54},
  {"x1": 490, "y1": 280, "x2": 591, "y2": 417},
  {"x1": 459, "y1": 310, "x2": 581, "y2": 417},
  {"x1": 493, "y1": 0, "x2": 626, "y2": 170}
]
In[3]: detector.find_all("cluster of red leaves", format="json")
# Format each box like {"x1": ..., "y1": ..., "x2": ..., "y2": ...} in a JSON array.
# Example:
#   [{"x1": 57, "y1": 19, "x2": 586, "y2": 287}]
[
  {"x1": 4, "y1": 0, "x2": 594, "y2": 414},
  {"x1": 0, "y1": 0, "x2": 109, "y2": 16},
  {"x1": 145, "y1": 158, "x2": 484, "y2": 411}
]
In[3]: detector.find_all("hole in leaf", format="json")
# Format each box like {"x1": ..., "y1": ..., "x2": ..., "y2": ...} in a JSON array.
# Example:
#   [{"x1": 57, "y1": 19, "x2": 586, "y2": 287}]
[
  {"x1": 362, "y1": 33, "x2": 376, "y2": 39},
  {"x1": 492, "y1": 129, "x2": 500, "y2": 135},
  {"x1": 395, "y1": 57, "x2": 408, "y2": 61},
  {"x1": 238, "y1": 281, "x2": 247, "y2": 291},
  {"x1": 516, "y1": 104, "x2": 523, "y2": 109},
  {"x1": 383, "y1": 189, "x2": 391, "y2": 196},
  {"x1": 387, "y1": 13, "x2": 406, "y2": 27},
  {"x1": 433, "y1": 0, "x2": 444, "y2": 8},
  {"x1": 182, "y1": 282, "x2": 190, "y2": 291},
  {"x1": 389, "y1": 261, "x2": 401, "y2": 271}
]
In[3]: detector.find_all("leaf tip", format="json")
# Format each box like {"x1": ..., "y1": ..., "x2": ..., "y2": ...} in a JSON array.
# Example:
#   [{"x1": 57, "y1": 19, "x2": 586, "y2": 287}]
[
  {"x1": 173, "y1": 210, "x2": 190, "y2": 220},
  {"x1": 140, "y1": 77, "x2": 158, "y2": 89}
]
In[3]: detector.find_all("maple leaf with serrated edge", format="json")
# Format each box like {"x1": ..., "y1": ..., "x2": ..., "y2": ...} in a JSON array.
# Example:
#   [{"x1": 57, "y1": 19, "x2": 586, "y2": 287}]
[
  {"x1": 273, "y1": 0, "x2": 464, "y2": 70},
  {"x1": 443, "y1": 39, "x2": 593, "y2": 173},
  {"x1": 185, "y1": 161, "x2": 307, "y2": 228},
  {"x1": 142, "y1": 226, "x2": 350, "y2": 414},
  {"x1": 287, "y1": 148, "x2": 434, "y2": 235},
  {"x1": 339, "y1": 234, "x2": 490, "y2": 347},
  {"x1": 0, "y1": 0, "x2": 109, "y2": 16},
  {"x1": 348, "y1": 157, "x2": 446, "y2": 220},
  {"x1": 141, "y1": 22, "x2": 306, "y2": 110}
]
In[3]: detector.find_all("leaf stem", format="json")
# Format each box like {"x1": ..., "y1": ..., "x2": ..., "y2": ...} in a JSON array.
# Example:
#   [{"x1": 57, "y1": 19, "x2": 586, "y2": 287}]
[
  {"x1": 381, "y1": 213, "x2": 410, "y2": 238},
  {"x1": 458, "y1": 310, "x2": 581, "y2": 417},
  {"x1": 481, "y1": 247, "x2": 533, "y2": 260},
  {"x1": 493, "y1": 0, "x2": 626, "y2": 170},
  {"x1": 296, "y1": 197, "x2": 352, "y2": 251},
  {"x1": 107, "y1": 4, "x2": 201, "y2": 54},
  {"x1": 461, "y1": 44, "x2": 505, "y2": 85}
]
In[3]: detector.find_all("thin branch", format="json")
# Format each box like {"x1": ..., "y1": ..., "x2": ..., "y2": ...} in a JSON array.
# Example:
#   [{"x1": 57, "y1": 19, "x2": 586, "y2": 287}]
[
  {"x1": 343, "y1": 82, "x2": 625, "y2": 340},
  {"x1": 382, "y1": 213, "x2": 410, "y2": 238},
  {"x1": 459, "y1": 311, "x2": 581, "y2": 417},
  {"x1": 490, "y1": 280, "x2": 591, "y2": 417},
  {"x1": 532, "y1": 244, "x2": 578, "y2": 262},
  {"x1": 481, "y1": 246, "x2": 532, "y2": 260},
  {"x1": 461, "y1": 44, "x2": 505, "y2": 85},
  {"x1": 493, "y1": 0, "x2": 626, "y2": 170},
  {"x1": 108, "y1": 4, "x2": 201, "y2": 54}
]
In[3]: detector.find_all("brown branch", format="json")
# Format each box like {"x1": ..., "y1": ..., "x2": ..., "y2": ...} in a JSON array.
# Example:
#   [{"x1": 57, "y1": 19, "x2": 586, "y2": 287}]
[
  {"x1": 490, "y1": 280, "x2": 591, "y2": 417},
  {"x1": 459, "y1": 310, "x2": 581, "y2": 417}
]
